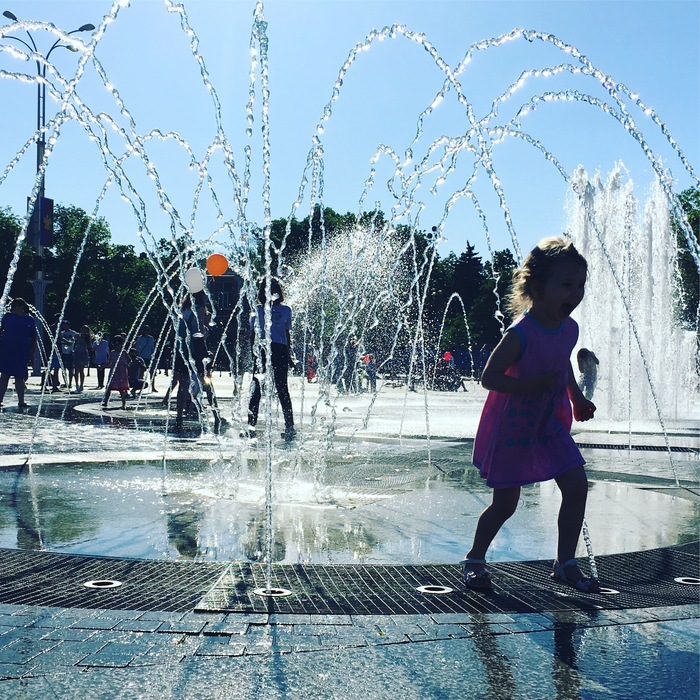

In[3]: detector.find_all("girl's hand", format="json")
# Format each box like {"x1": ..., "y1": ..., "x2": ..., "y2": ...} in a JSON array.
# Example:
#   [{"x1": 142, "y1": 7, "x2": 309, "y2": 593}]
[{"x1": 573, "y1": 397, "x2": 596, "y2": 422}]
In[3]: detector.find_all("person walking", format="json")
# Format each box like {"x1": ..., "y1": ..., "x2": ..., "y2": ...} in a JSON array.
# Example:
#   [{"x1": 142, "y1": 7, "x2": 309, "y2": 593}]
[
  {"x1": 0, "y1": 298, "x2": 37, "y2": 408},
  {"x1": 246, "y1": 278, "x2": 296, "y2": 441},
  {"x1": 136, "y1": 325, "x2": 157, "y2": 392},
  {"x1": 576, "y1": 348, "x2": 600, "y2": 400},
  {"x1": 72, "y1": 325, "x2": 92, "y2": 393},
  {"x1": 92, "y1": 333, "x2": 110, "y2": 389},
  {"x1": 461, "y1": 237, "x2": 599, "y2": 593},
  {"x1": 102, "y1": 335, "x2": 129, "y2": 410},
  {"x1": 58, "y1": 319, "x2": 78, "y2": 390}
]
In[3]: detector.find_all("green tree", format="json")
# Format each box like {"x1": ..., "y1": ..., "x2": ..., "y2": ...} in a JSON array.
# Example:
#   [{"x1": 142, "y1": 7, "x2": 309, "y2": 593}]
[
  {"x1": 40, "y1": 205, "x2": 159, "y2": 336},
  {"x1": 674, "y1": 187, "x2": 699, "y2": 330},
  {"x1": 0, "y1": 207, "x2": 34, "y2": 303}
]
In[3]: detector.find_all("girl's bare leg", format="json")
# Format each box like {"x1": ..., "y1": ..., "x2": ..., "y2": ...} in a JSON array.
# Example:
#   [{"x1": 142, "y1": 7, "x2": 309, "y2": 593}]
[
  {"x1": 465, "y1": 486, "x2": 521, "y2": 566},
  {"x1": 554, "y1": 465, "x2": 589, "y2": 576}
]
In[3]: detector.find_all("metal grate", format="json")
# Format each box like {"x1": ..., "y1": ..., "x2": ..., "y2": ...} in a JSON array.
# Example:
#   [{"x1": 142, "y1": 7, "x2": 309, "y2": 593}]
[
  {"x1": 196, "y1": 542, "x2": 700, "y2": 615},
  {"x1": 0, "y1": 543, "x2": 696, "y2": 616},
  {"x1": 0, "y1": 548, "x2": 227, "y2": 612},
  {"x1": 577, "y1": 442, "x2": 698, "y2": 454}
]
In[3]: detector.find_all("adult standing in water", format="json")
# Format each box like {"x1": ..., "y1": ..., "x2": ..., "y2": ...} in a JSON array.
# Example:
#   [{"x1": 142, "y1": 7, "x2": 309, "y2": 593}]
[
  {"x1": 246, "y1": 278, "x2": 296, "y2": 441},
  {"x1": 0, "y1": 298, "x2": 37, "y2": 408}
]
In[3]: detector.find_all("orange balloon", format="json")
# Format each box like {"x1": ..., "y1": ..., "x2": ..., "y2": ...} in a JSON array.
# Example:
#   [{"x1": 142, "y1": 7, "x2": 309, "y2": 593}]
[{"x1": 206, "y1": 253, "x2": 229, "y2": 276}]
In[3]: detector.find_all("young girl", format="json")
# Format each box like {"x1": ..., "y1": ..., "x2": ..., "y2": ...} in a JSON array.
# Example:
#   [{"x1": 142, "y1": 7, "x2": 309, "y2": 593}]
[
  {"x1": 462, "y1": 237, "x2": 599, "y2": 593},
  {"x1": 102, "y1": 335, "x2": 130, "y2": 410}
]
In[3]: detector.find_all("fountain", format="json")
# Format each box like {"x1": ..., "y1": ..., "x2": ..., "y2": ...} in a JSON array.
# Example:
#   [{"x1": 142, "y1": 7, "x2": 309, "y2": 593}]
[
  {"x1": 569, "y1": 165, "x2": 698, "y2": 427},
  {"x1": 0, "y1": 1, "x2": 697, "y2": 580}
]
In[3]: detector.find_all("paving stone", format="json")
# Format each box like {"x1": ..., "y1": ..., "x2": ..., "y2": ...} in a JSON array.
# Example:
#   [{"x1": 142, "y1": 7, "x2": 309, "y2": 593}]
[
  {"x1": 114, "y1": 619, "x2": 164, "y2": 633},
  {"x1": 194, "y1": 638, "x2": 246, "y2": 657},
  {"x1": 126, "y1": 645, "x2": 188, "y2": 666},
  {"x1": 230, "y1": 613, "x2": 269, "y2": 626},
  {"x1": 40, "y1": 627, "x2": 99, "y2": 642},
  {"x1": 0, "y1": 614, "x2": 40, "y2": 629},
  {"x1": 0, "y1": 639, "x2": 59, "y2": 664},
  {"x1": 412, "y1": 623, "x2": 474, "y2": 640},
  {"x1": 0, "y1": 662, "x2": 27, "y2": 680},
  {"x1": 293, "y1": 624, "x2": 339, "y2": 636},
  {"x1": 240, "y1": 629, "x2": 294, "y2": 655},
  {"x1": 202, "y1": 619, "x2": 249, "y2": 636},
  {"x1": 430, "y1": 613, "x2": 479, "y2": 624},
  {"x1": 183, "y1": 612, "x2": 227, "y2": 625},
  {"x1": 498, "y1": 613, "x2": 554, "y2": 634},
  {"x1": 156, "y1": 619, "x2": 207, "y2": 635},
  {"x1": 30, "y1": 614, "x2": 85, "y2": 629},
  {"x1": 0, "y1": 604, "x2": 28, "y2": 615},
  {"x1": 68, "y1": 617, "x2": 119, "y2": 631},
  {"x1": 309, "y1": 615, "x2": 354, "y2": 625},
  {"x1": 28, "y1": 640, "x2": 106, "y2": 669},
  {"x1": 292, "y1": 637, "x2": 341, "y2": 652},
  {"x1": 268, "y1": 613, "x2": 313, "y2": 625},
  {"x1": 77, "y1": 641, "x2": 151, "y2": 668},
  {"x1": 0, "y1": 627, "x2": 52, "y2": 645}
]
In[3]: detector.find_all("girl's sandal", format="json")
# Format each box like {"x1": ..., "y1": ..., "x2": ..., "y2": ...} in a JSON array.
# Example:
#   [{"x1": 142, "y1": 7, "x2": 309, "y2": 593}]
[
  {"x1": 460, "y1": 558, "x2": 493, "y2": 591},
  {"x1": 551, "y1": 558, "x2": 600, "y2": 593}
]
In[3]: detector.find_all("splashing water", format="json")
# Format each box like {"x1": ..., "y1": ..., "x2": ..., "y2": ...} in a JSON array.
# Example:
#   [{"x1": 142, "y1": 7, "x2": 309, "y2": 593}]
[{"x1": 0, "y1": 2, "x2": 698, "y2": 578}]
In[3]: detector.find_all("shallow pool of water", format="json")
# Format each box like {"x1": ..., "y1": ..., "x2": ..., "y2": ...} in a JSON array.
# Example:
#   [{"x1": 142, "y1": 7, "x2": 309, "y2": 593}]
[{"x1": 0, "y1": 443, "x2": 696, "y2": 564}]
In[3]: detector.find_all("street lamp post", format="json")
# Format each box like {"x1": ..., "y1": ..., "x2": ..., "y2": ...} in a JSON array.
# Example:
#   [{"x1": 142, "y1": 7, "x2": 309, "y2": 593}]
[{"x1": 2, "y1": 10, "x2": 94, "y2": 375}]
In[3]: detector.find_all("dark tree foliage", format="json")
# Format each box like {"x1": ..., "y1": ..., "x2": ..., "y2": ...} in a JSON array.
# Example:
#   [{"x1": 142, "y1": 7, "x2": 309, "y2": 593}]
[
  {"x1": 425, "y1": 243, "x2": 516, "y2": 355},
  {"x1": 673, "y1": 187, "x2": 699, "y2": 330},
  {"x1": 3, "y1": 200, "x2": 518, "y2": 365},
  {"x1": 12, "y1": 204, "x2": 161, "y2": 336},
  {"x1": 0, "y1": 207, "x2": 34, "y2": 301}
]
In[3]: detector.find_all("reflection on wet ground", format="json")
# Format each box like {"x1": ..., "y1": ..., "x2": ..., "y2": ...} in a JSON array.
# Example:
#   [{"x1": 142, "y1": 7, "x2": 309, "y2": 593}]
[{"x1": 0, "y1": 443, "x2": 697, "y2": 564}]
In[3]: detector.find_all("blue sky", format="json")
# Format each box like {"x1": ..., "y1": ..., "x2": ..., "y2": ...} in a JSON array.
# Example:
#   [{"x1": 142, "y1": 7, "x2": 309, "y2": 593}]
[{"x1": 0, "y1": 0, "x2": 698, "y2": 262}]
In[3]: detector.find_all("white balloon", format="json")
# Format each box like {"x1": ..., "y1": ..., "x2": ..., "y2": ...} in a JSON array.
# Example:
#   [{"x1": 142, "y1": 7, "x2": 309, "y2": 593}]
[{"x1": 184, "y1": 267, "x2": 205, "y2": 293}]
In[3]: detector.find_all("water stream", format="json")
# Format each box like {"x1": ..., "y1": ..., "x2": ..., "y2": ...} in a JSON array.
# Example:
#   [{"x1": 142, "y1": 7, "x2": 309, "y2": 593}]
[{"x1": 0, "y1": 1, "x2": 697, "y2": 580}]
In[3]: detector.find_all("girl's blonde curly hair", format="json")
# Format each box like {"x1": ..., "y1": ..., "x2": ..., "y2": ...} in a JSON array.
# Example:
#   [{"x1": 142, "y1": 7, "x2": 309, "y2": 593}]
[{"x1": 507, "y1": 237, "x2": 588, "y2": 317}]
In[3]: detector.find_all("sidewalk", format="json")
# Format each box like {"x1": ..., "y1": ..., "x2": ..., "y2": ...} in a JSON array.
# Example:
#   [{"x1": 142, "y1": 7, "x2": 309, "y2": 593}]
[{"x1": 0, "y1": 373, "x2": 696, "y2": 698}]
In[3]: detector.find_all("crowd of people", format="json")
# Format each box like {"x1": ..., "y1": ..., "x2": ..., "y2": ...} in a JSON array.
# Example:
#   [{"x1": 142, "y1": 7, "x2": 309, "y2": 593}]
[{"x1": 45, "y1": 320, "x2": 161, "y2": 402}]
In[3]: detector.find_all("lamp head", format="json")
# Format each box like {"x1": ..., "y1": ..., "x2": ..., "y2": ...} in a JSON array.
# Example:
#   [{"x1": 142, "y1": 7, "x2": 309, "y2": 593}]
[
  {"x1": 78, "y1": 23, "x2": 95, "y2": 32},
  {"x1": 3, "y1": 10, "x2": 18, "y2": 21}
]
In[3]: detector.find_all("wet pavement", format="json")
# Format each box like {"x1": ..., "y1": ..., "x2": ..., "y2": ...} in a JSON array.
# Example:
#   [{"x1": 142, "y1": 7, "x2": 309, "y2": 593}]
[{"x1": 0, "y1": 374, "x2": 697, "y2": 698}]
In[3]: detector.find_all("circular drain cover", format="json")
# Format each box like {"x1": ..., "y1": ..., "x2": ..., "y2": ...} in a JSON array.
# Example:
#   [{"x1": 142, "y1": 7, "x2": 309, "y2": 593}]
[
  {"x1": 83, "y1": 580, "x2": 122, "y2": 589},
  {"x1": 253, "y1": 587, "x2": 293, "y2": 598},
  {"x1": 416, "y1": 584, "x2": 454, "y2": 595},
  {"x1": 674, "y1": 576, "x2": 700, "y2": 586}
]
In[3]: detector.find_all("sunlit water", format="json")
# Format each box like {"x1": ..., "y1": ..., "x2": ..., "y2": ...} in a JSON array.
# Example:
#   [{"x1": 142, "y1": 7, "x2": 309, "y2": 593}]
[
  {"x1": 0, "y1": 443, "x2": 696, "y2": 564},
  {"x1": 0, "y1": 3, "x2": 697, "y2": 575}
]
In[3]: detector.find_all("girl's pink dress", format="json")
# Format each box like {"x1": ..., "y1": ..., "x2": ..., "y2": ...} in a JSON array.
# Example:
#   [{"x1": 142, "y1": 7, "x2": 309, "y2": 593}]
[
  {"x1": 472, "y1": 312, "x2": 584, "y2": 488},
  {"x1": 107, "y1": 350, "x2": 129, "y2": 391}
]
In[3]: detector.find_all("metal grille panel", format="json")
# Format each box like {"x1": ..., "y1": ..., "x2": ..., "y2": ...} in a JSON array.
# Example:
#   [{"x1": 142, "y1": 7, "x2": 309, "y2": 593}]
[
  {"x1": 0, "y1": 543, "x2": 696, "y2": 616},
  {"x1": 196, "y1": 542, "x2": 700, "y2": 615}
]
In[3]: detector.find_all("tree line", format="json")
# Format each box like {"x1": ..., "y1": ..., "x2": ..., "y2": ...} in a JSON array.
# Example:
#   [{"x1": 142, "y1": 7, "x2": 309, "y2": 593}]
[{"x1": 1, "y1": 186, "x2": 697, "y2": 359}]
